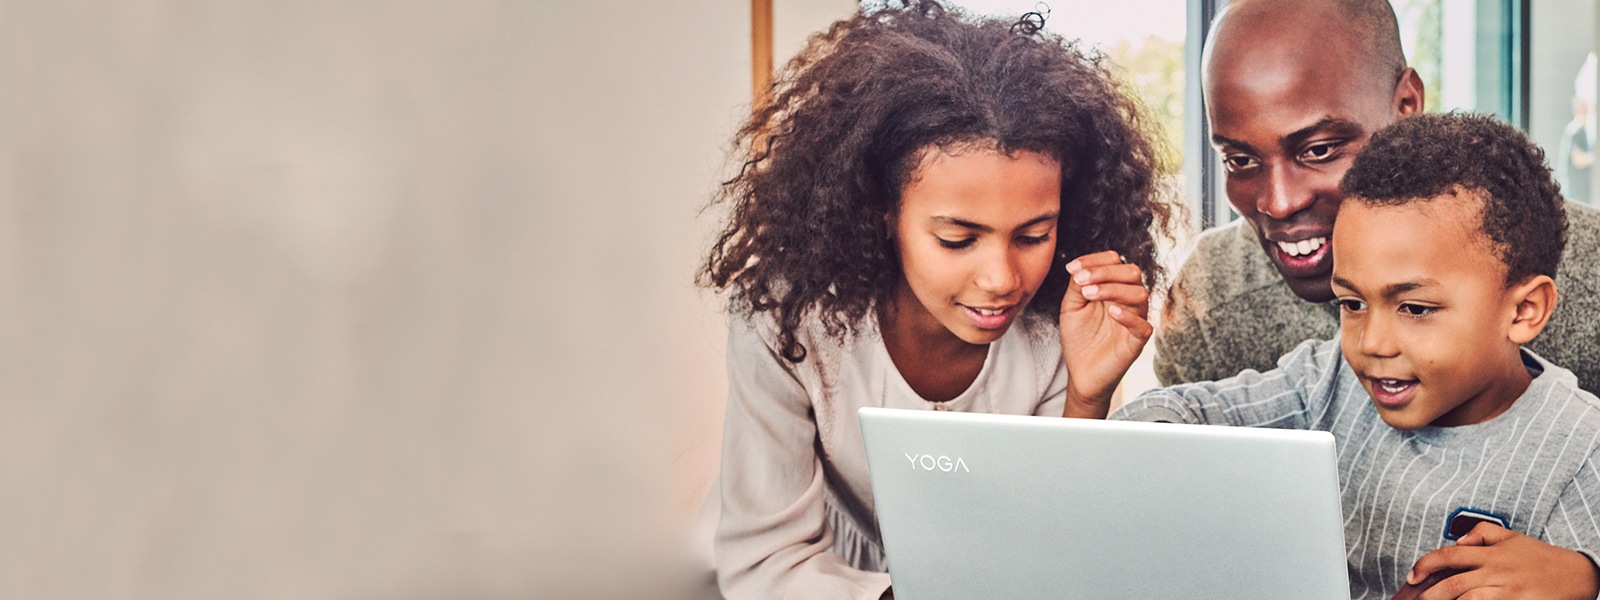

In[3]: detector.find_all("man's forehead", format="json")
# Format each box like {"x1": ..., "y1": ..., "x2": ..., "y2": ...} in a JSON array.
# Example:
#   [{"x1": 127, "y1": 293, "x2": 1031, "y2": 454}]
[
  {"x1": 1205, "y1": 30, "x2": 1372, "y2": 97},
  {"x1": 1204, "y1": 48, "x2": 1390, "y2": 147}
]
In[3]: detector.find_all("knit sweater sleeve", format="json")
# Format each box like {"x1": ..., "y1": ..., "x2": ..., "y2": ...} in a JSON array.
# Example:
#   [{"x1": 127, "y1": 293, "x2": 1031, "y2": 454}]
[
  {"x1": 1153, "y1": 261, "x2": 1225, "y2": 386},
  {"x1": 1116, "y1": 339, "x2": 1335, "y2": 429},
  {"x1": 1153, "y1": 225, "x2": 1249, "y2": 387}
]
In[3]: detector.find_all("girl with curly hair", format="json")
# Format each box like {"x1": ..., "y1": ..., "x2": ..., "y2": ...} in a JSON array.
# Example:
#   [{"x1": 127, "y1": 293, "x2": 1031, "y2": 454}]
[{"x1": 700, "y1": 2, "x2": 1174, "y2": 597}]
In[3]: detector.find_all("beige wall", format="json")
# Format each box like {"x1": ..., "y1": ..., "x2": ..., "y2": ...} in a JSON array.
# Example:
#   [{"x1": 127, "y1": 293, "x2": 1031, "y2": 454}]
[
  {"x1": 0, "y1": 0, "x2": 838, "y2": 597},
  {"x1": 776, "y1": 0, "x2": 864, "y2": 67}
]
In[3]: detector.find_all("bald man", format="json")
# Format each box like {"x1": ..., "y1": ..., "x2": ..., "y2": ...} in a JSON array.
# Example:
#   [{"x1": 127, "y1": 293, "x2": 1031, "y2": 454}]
[{"x1": 1154, "y1": 0, "x2": 1600, "y2": 393}]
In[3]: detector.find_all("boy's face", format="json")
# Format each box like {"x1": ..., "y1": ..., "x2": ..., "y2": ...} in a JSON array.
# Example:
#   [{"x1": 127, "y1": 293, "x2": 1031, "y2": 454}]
[{"x1": 1330, "y1": 197, "x2": 1531, "y2": 430}]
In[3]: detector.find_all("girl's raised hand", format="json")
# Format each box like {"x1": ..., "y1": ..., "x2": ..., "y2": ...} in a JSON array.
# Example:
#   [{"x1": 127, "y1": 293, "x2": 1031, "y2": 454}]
[{"x1": 1059, "y1": 250, "x2": 1153, "y2": 419}]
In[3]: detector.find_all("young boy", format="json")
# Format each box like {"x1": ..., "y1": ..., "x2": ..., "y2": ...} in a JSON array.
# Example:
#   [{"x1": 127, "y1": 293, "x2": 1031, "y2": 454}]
[{"x1": 1114, "y1": 113, "x2": 1600, "y2": 599}]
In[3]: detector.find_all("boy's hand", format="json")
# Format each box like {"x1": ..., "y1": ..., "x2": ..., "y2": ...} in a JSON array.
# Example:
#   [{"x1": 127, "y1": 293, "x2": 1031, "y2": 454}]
[
  {"x1": 1058, "y1": 250, "x2": 1151, "y2": 419},
  {"x1": 1394, "y1": 522, "x2": 1600, "y2": 600}
]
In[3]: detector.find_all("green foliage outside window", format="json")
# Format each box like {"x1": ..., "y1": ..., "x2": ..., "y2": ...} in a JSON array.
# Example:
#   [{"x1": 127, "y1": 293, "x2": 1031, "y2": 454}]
[{"x1": 1108, "y1": 36, "x2": 1185, "y2": 175}]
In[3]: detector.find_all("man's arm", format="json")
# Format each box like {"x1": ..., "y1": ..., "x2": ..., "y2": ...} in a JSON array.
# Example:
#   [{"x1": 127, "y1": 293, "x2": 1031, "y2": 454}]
[{"x1": 1151, "y1": 274, "x2": 1220, "y2": 386}]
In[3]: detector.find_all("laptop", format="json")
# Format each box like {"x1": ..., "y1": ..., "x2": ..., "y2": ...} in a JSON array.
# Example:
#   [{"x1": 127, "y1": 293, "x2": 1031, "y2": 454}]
[{"x1": 858, "y1": 407, "x2": 1349, "y2": 600}]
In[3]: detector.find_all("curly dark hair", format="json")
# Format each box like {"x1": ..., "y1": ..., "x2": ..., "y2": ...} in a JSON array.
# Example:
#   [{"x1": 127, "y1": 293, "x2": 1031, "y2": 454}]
[
  {"x1": 1340, "y1": 112, "x2": 1567, "y2": 285},
  {"x1": 699, "y1": 0, "x2": 1175, "y2": 363}
]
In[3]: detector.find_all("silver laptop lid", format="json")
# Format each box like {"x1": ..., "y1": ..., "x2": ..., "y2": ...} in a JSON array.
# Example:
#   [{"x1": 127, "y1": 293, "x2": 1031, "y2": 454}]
[{"x1": 859, "y1": 407, "x2": 1348, "y2": 600}]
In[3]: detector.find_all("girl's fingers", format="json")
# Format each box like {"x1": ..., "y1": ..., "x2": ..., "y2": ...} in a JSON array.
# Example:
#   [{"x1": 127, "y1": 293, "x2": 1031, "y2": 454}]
[
  {"x1": 1064, "y1": 252, "x2": 1145, "y2": 317},
  {"x1": 1070, "y1": 263, "x2": 1145, "y2": 287},
  {"x1": 1080, "y1": 283, "x2": 1150, "y2": 316},
  {"x1": 1064, "y1": 250, "x2": 1125, "y2": 274},
  {"x1": 1065, "y1": 249, "x2": 1153, "y2": 336},
  {"x1": 1106, "y1": 304, "x2": 1154, "y2": 339}
]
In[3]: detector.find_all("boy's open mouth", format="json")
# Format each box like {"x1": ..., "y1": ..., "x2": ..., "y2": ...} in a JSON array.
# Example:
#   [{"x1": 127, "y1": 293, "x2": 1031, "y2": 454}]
[{"x1": 1368, "y1": 377, "x2": 1419, "y2": 408}]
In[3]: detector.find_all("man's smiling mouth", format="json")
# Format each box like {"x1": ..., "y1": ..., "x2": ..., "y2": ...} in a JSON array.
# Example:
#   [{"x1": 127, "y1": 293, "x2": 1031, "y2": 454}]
[{"x1": 1276, "y1": 236, "x2": 1328, "y2": 258}]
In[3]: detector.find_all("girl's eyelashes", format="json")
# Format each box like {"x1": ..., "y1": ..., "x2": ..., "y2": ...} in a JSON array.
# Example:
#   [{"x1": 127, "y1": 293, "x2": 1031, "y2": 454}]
[{"x1": 936, "y1": 233, "x2": 1052, "y2": 249}]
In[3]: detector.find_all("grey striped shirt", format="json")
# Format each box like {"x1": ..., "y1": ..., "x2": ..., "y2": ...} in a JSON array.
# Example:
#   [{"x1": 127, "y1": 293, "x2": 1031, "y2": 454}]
[{"x1": 1116, "y1": 338, "x2": 1600, "y2": 599}]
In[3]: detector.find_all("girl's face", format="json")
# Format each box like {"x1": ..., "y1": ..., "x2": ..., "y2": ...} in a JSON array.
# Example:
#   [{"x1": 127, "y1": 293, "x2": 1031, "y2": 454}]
[{"x1": 892, "y1": 146, "x2": 1061, "y2": 346}]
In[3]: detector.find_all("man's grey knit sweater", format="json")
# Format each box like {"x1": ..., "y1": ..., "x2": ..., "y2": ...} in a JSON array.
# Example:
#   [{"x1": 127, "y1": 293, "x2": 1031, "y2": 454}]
[{"x1": 1154, "y1": 201, "x2": 1600, "y2": 393}]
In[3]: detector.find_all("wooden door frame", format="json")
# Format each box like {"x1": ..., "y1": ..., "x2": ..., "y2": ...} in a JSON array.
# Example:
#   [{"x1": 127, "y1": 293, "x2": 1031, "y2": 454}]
[{"x1": 752, "y1": 0, "x2": 774, "y2": 104}]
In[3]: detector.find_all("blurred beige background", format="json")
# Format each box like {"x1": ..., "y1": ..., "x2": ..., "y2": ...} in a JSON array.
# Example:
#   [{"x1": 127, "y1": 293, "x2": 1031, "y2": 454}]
[{"x1": 0, "y1": 0, "x2": 848, "y2": 597}]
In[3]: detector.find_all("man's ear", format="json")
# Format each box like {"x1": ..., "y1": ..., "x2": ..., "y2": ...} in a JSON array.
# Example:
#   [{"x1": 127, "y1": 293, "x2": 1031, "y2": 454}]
[
  {"x1": 1393, "y1": 68, "x2": 1425, "y2": 117},
  {"x1": 1508, "y1": 274, "x2": 1558, "y2": 345}
]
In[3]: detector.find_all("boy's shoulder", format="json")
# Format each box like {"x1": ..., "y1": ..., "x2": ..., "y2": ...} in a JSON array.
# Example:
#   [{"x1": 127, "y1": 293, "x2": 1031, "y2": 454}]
[
  {"x1": 1521, "y1": 353, "x2": 1600, "y2": 435},
  {"x1": 1518, "y1": 360, "x2": 1600, "y2": 483},
  {"x1": 1551, "y1": 383, "x2": 1600, "y2": 432},
  {"x1": 1554, "y1": 378, "x2": 1600, "y2": 427}
]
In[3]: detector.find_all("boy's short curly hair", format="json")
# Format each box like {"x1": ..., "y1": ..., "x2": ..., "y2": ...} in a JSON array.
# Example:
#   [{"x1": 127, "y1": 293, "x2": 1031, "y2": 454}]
[
  {"x1": 700, "y1": 0, "x2": 1174, "y2": 362},
  {"x1": 1339, "y1": 112, "x2": 1567, "y2": 285}
]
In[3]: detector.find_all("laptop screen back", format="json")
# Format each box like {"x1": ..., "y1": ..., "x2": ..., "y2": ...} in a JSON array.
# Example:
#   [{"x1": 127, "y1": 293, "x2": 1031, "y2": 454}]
[{"x1": 859, "y1": 407, "x2": 1348, "y2": 600}]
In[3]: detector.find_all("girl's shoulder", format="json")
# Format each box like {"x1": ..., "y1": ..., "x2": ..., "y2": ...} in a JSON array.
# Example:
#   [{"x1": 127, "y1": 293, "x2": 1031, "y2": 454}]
[{"x1": 726, "y1": 307, "x2": 879, "y2": 372}]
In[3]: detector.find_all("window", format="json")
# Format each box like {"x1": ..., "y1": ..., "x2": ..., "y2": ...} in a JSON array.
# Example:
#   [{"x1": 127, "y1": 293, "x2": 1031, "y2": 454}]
[{"x1": 1528, "y1": 0, "x2": 1597, "y2": 204}]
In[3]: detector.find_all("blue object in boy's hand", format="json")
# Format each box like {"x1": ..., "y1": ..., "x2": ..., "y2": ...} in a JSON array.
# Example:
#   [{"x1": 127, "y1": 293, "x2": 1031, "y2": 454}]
[{"x1": 1444, "y1": 507, "x2": 1510, "y2": 541}]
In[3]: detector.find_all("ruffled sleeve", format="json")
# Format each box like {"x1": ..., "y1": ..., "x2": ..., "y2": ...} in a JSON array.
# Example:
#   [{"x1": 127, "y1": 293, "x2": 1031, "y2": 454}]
[{"x1": 715, "y1": 313, "x2": 892, "y2": 600}]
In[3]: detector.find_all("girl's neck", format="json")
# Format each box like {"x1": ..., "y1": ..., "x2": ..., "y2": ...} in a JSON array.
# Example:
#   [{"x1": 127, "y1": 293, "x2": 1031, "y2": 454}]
[{"x1": 878, "y1": 283, "x2": 990, "y2": 402}]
